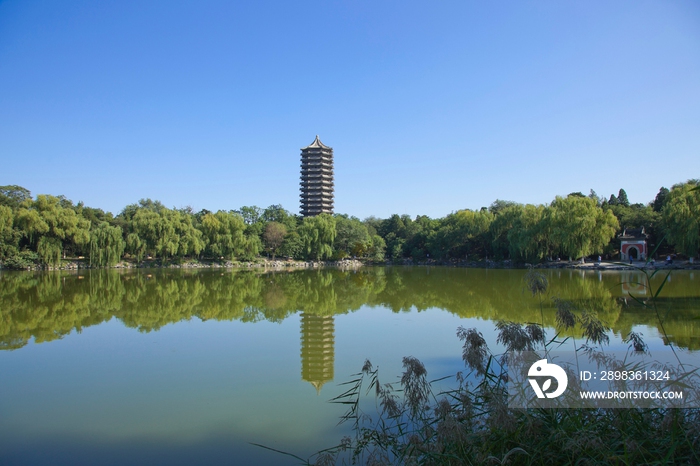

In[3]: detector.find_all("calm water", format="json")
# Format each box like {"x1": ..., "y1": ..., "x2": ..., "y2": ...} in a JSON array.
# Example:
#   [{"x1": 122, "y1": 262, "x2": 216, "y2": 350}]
[{"x1": 1, "y1": 267, "x2": 699, "y2": 465}]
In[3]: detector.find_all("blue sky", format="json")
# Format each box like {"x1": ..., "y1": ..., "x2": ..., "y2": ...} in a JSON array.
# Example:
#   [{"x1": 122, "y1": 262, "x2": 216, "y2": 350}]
[{"x1": 1, "y1": 1, "x2": 699, "y2": 219}]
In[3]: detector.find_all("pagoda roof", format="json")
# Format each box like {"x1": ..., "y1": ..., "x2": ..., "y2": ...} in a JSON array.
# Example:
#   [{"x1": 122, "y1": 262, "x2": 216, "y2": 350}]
[{"x1": 301, "y1": 135, "x2": 332, "y2": 150}]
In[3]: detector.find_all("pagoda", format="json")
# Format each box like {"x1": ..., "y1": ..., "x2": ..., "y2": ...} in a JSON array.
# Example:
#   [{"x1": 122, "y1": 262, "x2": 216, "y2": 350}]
[{"x1": 300, "y1": 136, "x2": 334, "y2": 217}]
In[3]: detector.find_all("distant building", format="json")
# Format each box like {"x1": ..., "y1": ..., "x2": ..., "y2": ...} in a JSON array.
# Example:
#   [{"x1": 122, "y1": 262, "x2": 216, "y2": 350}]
[
  {"x1": 300, "y1": 136, "x2": 334, "y2": 217},
  {"x1": 619, "y1": 227, "x2": 648, "y2": 261}
]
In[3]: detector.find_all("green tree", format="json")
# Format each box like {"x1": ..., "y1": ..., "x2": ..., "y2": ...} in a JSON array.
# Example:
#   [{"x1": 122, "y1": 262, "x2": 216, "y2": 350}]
[
  {"x1": 333, "y1": 215, "x2": 371, "y2": 258},
  {"x1": 299, "y1": 214, "x2": 337, "y2": 260},
  {"x1": 261, "y1": 205, "x2": 297, "y2": 231},
  {"x1": 549, "y1": 196, "x2": 619, "y2": 261},
  {"x1": 489, "y1": 204, "x2": 523, "y2": 260},
  {"x1": 617, "y1": 189, "x2": 630, "y2": 207},
  {"x1": 488, "y1": 199, "x2": 519, "y2": 216},
  {"x1": 429, "y1": 209, "x2": 493, "y2": 259},
  {"x1": 90, "y1": 222, "x2": 125, "y2": 266},
  {"x1": 240, "y1": 233, "x2": 262, "y2": 260},
  {"x1": 0, "y1": 185, "x2": 32, "y2": 208},
  {"x1": 263, "y1": 222, "x2": 287, "y2": 259},
  {"x1": 662, "y1": 180, "x2": 700, "y2": 258},
  {"x1": 36, "y1": 236, "x2": 62, "y2": 265},
  {"x1": 15, "y1": 195, "x2": 91, "y2": 264},
  {"x1": 508, "y1": 204, "x2": 550, "y2": 262},
  {"x1": 652, "y1": 187, "x2": 670, "y2": 213},
  {"x1": 0, "y1": 205, "x2": 19, "y2": 259},
  {"x1": 367, "y1": 234, "x2": 386, "y2": 261},
  {"x1": 170, "y1": 208, "x2": 204, "y2": 257},
  {"x1": 126, "y1": 232, "x2": 146, "y2": 262},
  {"x1": 198, "y1": 211, "x2": 247, "y2": 260},
  {"x1": 280, "y1": 230, "x2": 303, "y2": 259},
  {"x1": 236, "y1": 206, "x2": 262, "y2": 225},
  {"x1": 129, "y1": 207, "x2": 168, "y2": 258},
  {"x1": 119, "y1": 200, "x2": 204, "y2": 260}
]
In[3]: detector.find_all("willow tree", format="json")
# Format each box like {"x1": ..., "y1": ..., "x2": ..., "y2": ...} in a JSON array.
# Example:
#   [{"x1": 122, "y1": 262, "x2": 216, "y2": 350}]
[
  {"x1": 36, "y1": 236, "x2": 62, "y2": 266},
  {"x1": 120, "y1": 202, "x2": 203, "y2": 260},
  {"x1": 126, "y1": 233, "x2": 146, "y2": 262},
  {"x1": 662, "y1": 180, "x2": 700, "y2": 258},
  {"x1": 126, "y1": 207, "x2": 165, "y2": 259},
  {"x1": 489, "y1": 204, "x2": 523, "y2": 260},
  {"x1": 89, "y1": 222, "x2": 125, "y2": 266},
  {"x1": 199, "y1": 210, "x2": 247, "y2": 260},
  {"x1": 507, "y1": 204, "x2": 550, "y2": 262},
  {"x1": 549, "y1": 195, "x2": 619, "y2": 262},
  {"x1": 168, "y1": 209, "x2": 204, "y2": 258},
  {"x1": 299, "y1": 213, "x2": 336, "y2": 260},
  {"x1": 429, "y1": 209, "x2": 493, "y2": 259},
  {"x1": 15, "y1": 195, "x2": 90, "y2": 265},
  {"x1": 0, "y1": 205, "x2": 18, "y2": 259}
]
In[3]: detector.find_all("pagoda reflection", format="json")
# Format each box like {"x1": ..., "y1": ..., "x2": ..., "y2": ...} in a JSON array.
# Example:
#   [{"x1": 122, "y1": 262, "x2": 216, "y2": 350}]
[{"x1": 300, "y1": 313, "x2": 335, "y2": 394}]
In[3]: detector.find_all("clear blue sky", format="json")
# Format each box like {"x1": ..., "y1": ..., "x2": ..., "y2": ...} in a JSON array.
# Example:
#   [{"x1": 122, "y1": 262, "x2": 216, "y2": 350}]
[{"x1": 1, "y1": 0, "x2": 699, "y2": 219}]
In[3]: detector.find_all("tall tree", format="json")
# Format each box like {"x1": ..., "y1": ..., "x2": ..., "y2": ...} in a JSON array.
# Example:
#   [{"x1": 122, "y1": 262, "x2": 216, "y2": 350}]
[
  {"x1": 662, "y1": 180, "x2": 700, "y2": 258},
  {"x1": 15, "y1": 195, "x2": 90, "y2": 264},
  {"x1": 489, "y1": 204, "x2": 523, "y2": 260},
  {"x1": 263, "y1": 222, "x2": 287, "y2": 260},
  {"x1": 298, "y1": 214, "x2": 336, "y2": 260},
  {"x1": 0, "y1": 205, "x2": 19, "y2": 259},
  {"x1": 261, "y1": 205, "x2": 297, "y2": 230},
  {"x1": 549, "y1": 196, "x2": 619, "y2": 261},
  {"x1": 198, "y1": 211, "x2": 247, "y2": 260},
  {"x1": 89, "y1": 222, "x2": 125, "y2": 266},
  {"x1": 488, "y1": 199, "x2": 518, "y2": 215},
  {"x1": 333, "y1": 215, "x2": 371, "y2": 258},
  {"x1": 236, "y1": 206, "x2": 262, "y2": 225},
  {"x1": 170, "y1": 209, "x2": 204, "y2": 257},
  {"x1": 617, "y1": 189, "x2": 630, "y2": 207},
  {"x1": 508, "y1": 204, "x2": 551, "y2": 262},
  {"x1": 367, "y1": 235, "x2": 386, "y2": 261},
  {"x1": 652, "y1": 187, "x2": 670, "y2": 212},
  {"x1": 0, "y1": 185, "x2": 32, "y2": 208},
  {"x1": 429, "y1": 209, "x2": 493, "y2": 259}
]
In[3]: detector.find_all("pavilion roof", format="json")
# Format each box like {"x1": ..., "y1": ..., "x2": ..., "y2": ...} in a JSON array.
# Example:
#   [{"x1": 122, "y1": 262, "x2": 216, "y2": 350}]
[{"x1": 619, "y1": 227, "x2": 648, "y2": 240}]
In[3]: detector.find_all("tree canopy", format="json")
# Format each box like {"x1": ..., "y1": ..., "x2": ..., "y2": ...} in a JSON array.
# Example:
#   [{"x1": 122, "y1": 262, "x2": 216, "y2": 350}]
[
  {"x1": 662, "y1": 180, "x2": 700, "y2": 257},
  {"x1": 0, "y1": 180, "x2": 697, "y2": 268}
]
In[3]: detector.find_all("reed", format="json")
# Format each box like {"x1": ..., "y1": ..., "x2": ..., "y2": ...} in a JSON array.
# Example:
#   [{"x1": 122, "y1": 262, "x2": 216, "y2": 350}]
[{"x1": 305, "y1": 267, "x2": 700, "y2": 465}]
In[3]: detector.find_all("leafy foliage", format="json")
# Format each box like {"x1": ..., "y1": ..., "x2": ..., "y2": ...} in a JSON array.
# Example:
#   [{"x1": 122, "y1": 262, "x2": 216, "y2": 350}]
[
  {"x1": 0, "y1": 179, "x2": 697, "y2": 267},
  {"x1": 662, "y1": 180, "x2": 700, "y2": 257},
  {"x1": 89, "y1": 222, "x2": 125, "y2": 267},
  {"x1": 549, "y1": 195, "x2": 618, "y2": 260}
]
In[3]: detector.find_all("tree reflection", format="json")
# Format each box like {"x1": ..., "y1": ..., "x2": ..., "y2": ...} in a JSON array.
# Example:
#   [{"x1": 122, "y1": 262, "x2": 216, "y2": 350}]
[{"x1": 0, "y1": 267, "x2": 698, "y2": 351}]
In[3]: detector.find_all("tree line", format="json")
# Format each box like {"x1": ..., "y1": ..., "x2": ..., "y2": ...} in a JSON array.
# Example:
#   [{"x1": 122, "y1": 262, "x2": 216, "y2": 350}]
[{"x1": 0, "y1": 180, "x2": 697, "y2": 268}]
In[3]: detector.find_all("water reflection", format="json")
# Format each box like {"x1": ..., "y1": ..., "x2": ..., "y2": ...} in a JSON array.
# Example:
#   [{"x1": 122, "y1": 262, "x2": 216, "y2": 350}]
[
  {"x1": 0, "y1": 267, "x2": 699, "y2": 352},
  {"x1": 620, "y1": 272, "x2": 648, "y2": 296},
  {"x1": 300, "y1": 314, "x2": 335, "y2": 393}
]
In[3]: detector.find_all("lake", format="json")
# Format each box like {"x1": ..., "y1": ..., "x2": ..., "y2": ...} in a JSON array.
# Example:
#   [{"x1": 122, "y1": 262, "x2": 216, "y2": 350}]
[{"x1": 1, "y1": 266, "x2": 698, "y2": 465}]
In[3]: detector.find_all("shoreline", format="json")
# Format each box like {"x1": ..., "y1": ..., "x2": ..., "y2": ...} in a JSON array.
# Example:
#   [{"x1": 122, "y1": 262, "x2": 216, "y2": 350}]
[
  {"x1": 2, "y1": 257, "x2": 698, "y2": 272},
  {"x1": 386, "y1": 258, "x2": 699, "y2": 271}
]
